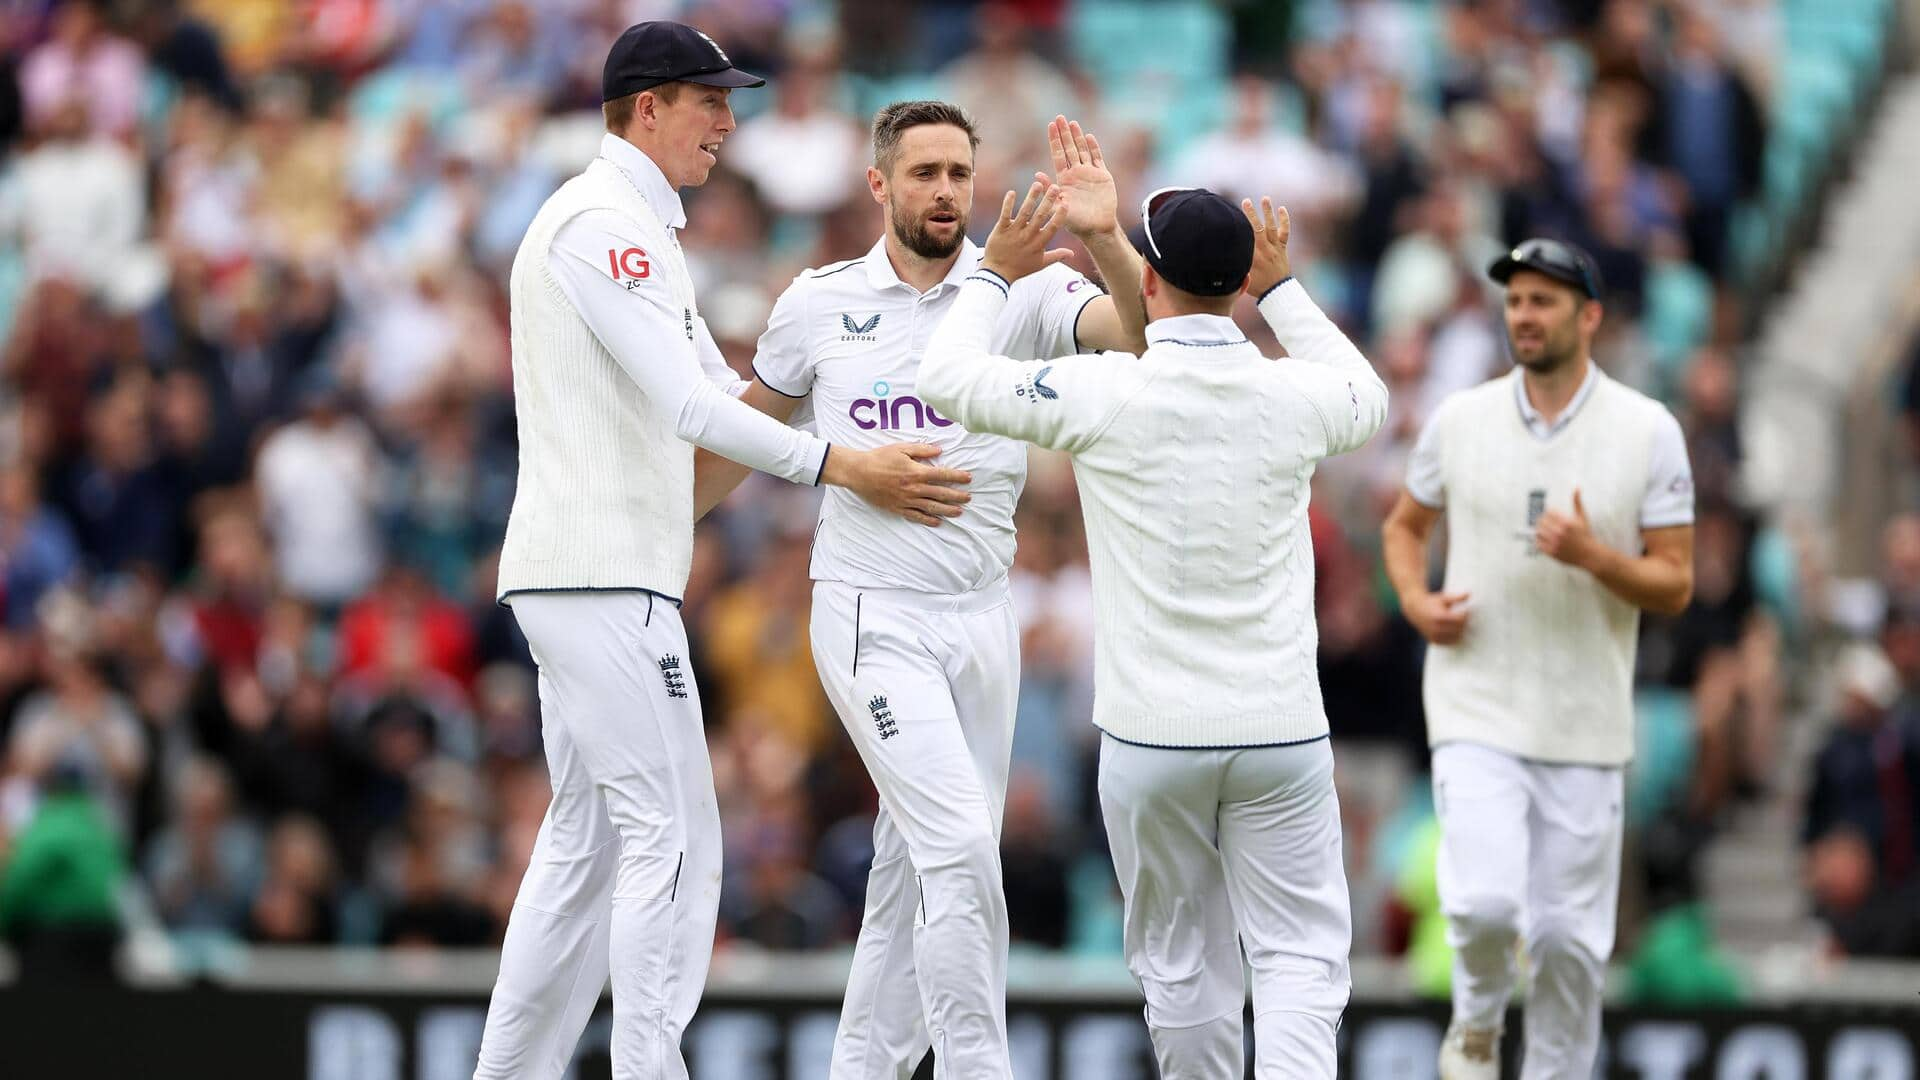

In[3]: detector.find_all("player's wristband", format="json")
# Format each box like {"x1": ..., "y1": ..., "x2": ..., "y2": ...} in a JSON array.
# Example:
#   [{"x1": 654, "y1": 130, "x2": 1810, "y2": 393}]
[
  {"x1": 968, "y1": 269, "x2": 1011, "y2": 298},
  {"x1": 1255, "y1": 276, "x2": 1294, "y2": 305}
]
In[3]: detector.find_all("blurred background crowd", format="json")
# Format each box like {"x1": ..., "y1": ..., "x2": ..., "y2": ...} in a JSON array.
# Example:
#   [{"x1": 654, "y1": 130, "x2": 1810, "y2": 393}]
[{"x1": 0, "y1": 0, "x2": 1915, "y2": 1001}]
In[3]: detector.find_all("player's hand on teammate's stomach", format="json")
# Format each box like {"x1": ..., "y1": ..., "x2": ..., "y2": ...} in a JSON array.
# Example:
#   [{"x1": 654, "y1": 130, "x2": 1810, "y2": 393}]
[
  {"x1": 822, "y1": 442, "x2": 972, "y2": 527},
  {"x1": 1406, "y1": 589, "x2": 1472, "y2": 646}
]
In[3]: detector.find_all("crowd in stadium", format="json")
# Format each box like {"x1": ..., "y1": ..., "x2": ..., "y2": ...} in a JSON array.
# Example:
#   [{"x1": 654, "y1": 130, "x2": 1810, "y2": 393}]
[{"x1": 0, "y1": 0, "x2": 1915, "y2": 982}]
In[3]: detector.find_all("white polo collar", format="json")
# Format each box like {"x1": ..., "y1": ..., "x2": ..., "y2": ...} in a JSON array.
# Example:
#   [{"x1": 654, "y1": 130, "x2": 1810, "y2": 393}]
[
  {"x1": 863, "y1": 236, "x2": 980, "y2": 294},
  {"x1": 1512, "y1": 360, "x2": 1600, "y2": 438},
  {"x1": 1146, "y1": 313, "x2": 1248, "y2": 349},
  {"x1": 599, "y1": 133, "x2": 687, "y2": 230}
]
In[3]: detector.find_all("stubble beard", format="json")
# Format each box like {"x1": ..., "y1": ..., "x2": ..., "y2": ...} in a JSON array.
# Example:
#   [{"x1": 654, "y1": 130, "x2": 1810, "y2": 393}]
[{"x1": 892, "y1": 200, "x2": 967, "y2": 260}]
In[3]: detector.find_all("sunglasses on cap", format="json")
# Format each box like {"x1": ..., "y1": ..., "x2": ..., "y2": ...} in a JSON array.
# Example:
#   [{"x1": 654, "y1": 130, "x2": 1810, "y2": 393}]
[
  {"x1": 1489, "y1": 238, "x2": 1602, "y2": 300},
  {"x1": 1138, "y1": 186, "x2": 1198, "y2": 260}
]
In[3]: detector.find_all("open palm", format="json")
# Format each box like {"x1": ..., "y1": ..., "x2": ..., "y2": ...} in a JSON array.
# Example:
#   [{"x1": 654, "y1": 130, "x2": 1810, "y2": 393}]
[{"x1": 1040, "y1": 115, "x2": 1116, "y2": 239}]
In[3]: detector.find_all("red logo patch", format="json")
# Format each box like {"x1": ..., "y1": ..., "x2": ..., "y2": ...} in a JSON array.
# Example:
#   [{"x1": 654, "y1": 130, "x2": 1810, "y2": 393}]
[{"x1": 607, "y1": 247, "x2": 651, "y2": 281}]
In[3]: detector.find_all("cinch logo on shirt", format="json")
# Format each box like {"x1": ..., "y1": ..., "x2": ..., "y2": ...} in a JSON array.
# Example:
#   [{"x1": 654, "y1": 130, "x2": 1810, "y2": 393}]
[
  {"x1": 607, "y1": 247, "x2": 651, "y2": 290},
  {"x1": 850, "y1": 379, "x2": 954, "y2": 431},
  {"x1": 840, "y1": 313, "x2": 882, "y2": 341}
]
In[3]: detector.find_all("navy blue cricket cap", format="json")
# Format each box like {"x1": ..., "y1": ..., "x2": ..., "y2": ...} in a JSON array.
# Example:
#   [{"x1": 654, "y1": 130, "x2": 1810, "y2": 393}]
[
  {"x1": 1127, "y1": 187, "x2": 1255, "y2": 297},
  {"x1": 602, "y1": 21, "x2": 766, "y2": 103},
  {"x1": 1489, "y1": 238, "x2": 1604, "y2": 300}
]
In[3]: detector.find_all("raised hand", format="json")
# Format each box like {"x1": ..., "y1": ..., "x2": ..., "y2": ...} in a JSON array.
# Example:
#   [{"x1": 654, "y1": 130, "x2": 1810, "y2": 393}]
[
  {"x1": 1240, "y1": 196, "x2": 1292, "y2": 297},
  {"x1": 980, "y1": 180, "x2": 1073, "y2": 284},
  {"x1": 1039, "y1": 115, "x2": 1118, "y2": 239}
]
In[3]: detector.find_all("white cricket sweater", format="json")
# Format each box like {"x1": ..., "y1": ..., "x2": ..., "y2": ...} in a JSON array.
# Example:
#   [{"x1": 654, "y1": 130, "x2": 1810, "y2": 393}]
[
  {"x1": 497, "y1": 149, "x2": 824, "y2": 602},
  {"x1": 921, "y1": 276, "x2": 1388, "y2": 747},
  {"x1": 1419, "y1": 369, "x2": 1677, "y2": 766}
]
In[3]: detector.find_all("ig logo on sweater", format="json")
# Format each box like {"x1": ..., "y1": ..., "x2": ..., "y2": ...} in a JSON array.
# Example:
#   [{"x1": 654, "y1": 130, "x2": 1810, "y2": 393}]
[{"x1": 606, "y1": 247, "x2": 651, "y2": 290}]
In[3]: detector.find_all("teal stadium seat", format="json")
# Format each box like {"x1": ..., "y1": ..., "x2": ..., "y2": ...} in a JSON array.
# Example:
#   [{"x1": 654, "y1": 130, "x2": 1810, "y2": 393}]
[
  {"x1": 0, "y1": 247, "x2": 28, "y2": 349},
  {"x1": 347, "y1": 68, "x2": 467, "y2": 132},
  {"x1": 1748, "y1": 523, "x2": 1802, "y2": 633},
  {"x1": 1643, "y1": 258, "x2": 1715, "y2": 397},
  {"x1": 1746, "y1": 0, "x2": 1895, "y2": 283},
  {"x1": 850, "y1": 74, "x2": 945, "y2": 126},
  {"x1": 1067, "y1": 1, "x2": 1228, "y2": 159},
  {"x1": 1630, "y1": 689, "x2": 1698, "y2": 828}
]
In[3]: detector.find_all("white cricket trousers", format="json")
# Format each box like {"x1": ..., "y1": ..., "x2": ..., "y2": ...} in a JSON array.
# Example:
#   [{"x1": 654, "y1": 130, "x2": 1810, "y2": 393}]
[
  {"x1": 810, "y1": 579, "x2": 1020, "y2": 1080},
  {"x1": 1097, "y1": 733, "x2": 1352, "y2": 1080},
  {"x1": 473, "y1": 591, "x2": 720, "y2": 1080},
  {"x1": 1432, "y1": 742, "x2": 1625, "y2": 1080}
]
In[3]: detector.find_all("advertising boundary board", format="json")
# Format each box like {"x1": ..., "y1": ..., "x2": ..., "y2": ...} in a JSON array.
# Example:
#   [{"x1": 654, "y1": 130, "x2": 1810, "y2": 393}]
[{"x1": 2, "y1": 983, "x2": 1918, "y2": 1079}]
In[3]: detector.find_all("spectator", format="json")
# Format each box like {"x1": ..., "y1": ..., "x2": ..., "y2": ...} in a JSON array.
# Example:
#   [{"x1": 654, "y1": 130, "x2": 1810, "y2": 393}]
[
  {"x1": 58, "y1": 376, "x2": 181, "y2": 578},
  {"x1": 159, "y1": 91, "x2": 257, "y2": 272},
  {"x1": 1804, "y1": 643, "x2": 1920, "y2": 884},
  {"x1": 134, "y1": 0, "x2": 243, "y2": 113},
  {"x1": 3, "y1": 281, "x2": 107, "y2": 461},
  {"x1": 1807, "y1": 828, "x2": 1920, "y2": 959},
  {"x1": 253, "y1": 375, "x2": 382, "y2": 608},
  {"x1": 1370, "y1": 182, "x2": 1490, "y2": 337},
  {"x1": 455, "y1": 1, "x2": 574, "y2": 106},
  {"x1": 248, "y1": 78, "x2": 352, "y2": 265},
  {"x1": 0, "y1": 464, "x2": 79, "y2": 630},
  {"x1": 6, "y1": 605, "x2": 146, "y2": 835},
  {"x1": 142, "y1": 756, "x2": 263, "y2": 937},
  {"x1": 1348, "y1": 78, "x2": 1427, "y2": 303},
  {"x1": 1882, "y1": 601, "x2": 1920, "y2": 713},
  {"x1": 1001, "y1": 772, "x2": 1070, "y2": 948},
  {"x1": 1880, "y1": 512, "x2": 1920, "y2": 615},
  {"x1": 1647, "y1": 7, "x2": 1765, "y2": 278},
  {"x1": 18, "y1": 0, "x2": 146, "y2": 140},
  {"x1": 230, "y1": 668, "x2": 369, "y2": 860},
  {"x1": 725, "y1": 44, "x2": 863, "y2": 219},
  {"x1": 700, "y1": 532, "x2": 832, "y2": 752},
  {"x1": 246, "y1": 813, "x2": 343, "y2": 944},
  {"x1": 676, "y1": 167, "x2": 775, "y2": 315},
  {"x1": 1161, "y1": 75, "x2": 1356, "y2": 224},
  {"x1": 380, "y1": 393, "x2": 510, "y2": 595},
  {"x1": 337, "y1": 563, "x2": 476, "y2": 688},
  {"x1": 1660, "y1": 499, "x2": 1779, "y2": 814},
  {"x1": 939, "y1": 2, "x2": 1075, "y2": 189},
  {"x1": 1678, "y1": 346, "x2": 1743, "y2": 504},
  {"x1": 730, "y1": 804, "x2": 844, "y2": 949},
  {"x1": 154, "y1": 366, "x2": 248, "y2": 510},
  {"x1": 0, "y1": 766, "x2": 126, "y2": 979},
  {"x1": 1, "y1": 93, "x2": 147, "y2": 303},
  {"x1": 379, "y1": 835, "x2": 494, "y2": 947},
  {"x1": 1007, "y1": 497, "x2": 1095, "y2": 824}
]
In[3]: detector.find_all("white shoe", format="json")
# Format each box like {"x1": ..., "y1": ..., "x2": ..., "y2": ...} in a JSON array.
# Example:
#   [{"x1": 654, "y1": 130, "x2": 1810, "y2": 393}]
[{"x1": 1437, "y1": 1022, "x2": 1501, "y2": 1080}]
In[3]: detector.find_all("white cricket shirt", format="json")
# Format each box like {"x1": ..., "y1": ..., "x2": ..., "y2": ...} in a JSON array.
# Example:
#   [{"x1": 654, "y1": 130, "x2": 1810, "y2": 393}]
[{"x1": 753, "y1": 238, "x2": 1103, "y2": 594}]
